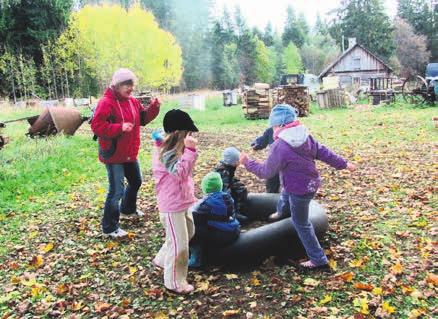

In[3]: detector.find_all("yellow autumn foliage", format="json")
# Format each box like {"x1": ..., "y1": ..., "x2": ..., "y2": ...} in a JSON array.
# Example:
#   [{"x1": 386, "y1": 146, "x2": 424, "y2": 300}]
[{"x1": 70, "y1": 4, "x2": 182, "y2": 90}]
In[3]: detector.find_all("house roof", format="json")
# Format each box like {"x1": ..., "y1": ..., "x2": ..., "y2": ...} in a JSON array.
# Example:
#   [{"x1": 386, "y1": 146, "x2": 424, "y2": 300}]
[{"x1": 318, "y1": 43, "x2": 393, "y2": 79}]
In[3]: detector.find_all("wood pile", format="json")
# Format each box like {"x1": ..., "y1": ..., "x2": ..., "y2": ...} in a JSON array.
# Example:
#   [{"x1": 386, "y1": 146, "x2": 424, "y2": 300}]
[
  {"x1": 276, "y1": 85, "x2": 310, "y2": 117},
  {"x1": 242, "y1": 83, "x2": 273, "y2": 119},
  {"x1": 135, "y1": 91, "x2": 152, "y2": 106}
]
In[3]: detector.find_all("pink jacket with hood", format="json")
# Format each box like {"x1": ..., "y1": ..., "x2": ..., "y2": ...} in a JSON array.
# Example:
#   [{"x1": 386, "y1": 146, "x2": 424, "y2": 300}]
[{"x1": 152, "y1": 144, "x2": 198, "y2": 213}]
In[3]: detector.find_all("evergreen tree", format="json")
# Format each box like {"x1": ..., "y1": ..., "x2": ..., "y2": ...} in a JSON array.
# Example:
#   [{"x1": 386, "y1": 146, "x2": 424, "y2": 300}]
[
  {"x1": 0, "y1": 0, "x2": 73, "y2": 65},
  {"x1": 282, "y1": 5, "x2": 305, "y2": 48},
  {"x1": 262, "y1": 22, "x2": 274, "y2": 47},
  {"x1": 329, "y1": 0, "x2": 394, "y2": 60}
]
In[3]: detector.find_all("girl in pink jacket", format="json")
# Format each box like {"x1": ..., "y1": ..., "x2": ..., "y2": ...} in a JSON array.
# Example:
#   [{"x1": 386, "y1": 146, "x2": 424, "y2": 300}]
[{"x1": 151, "y1": 109, "x2": 199, "y2": 294}]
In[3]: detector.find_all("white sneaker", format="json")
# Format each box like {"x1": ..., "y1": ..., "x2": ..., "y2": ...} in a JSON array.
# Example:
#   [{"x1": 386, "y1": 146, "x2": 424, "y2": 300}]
[
  {"x1": 120, "y1": 210, "x2": 145, "y2": 219},
  {"x1": 104, "y1": 228, "x2": 128, "y2": 238}
]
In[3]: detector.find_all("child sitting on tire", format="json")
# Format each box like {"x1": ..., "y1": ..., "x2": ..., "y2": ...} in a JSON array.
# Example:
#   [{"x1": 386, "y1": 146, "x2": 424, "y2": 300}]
[
  {"x1": 189, "y1": 172, "x2": 240, "y2": 267},
  {"x1": 214, "y1": 147, "x2": 250, "y2": 224}
]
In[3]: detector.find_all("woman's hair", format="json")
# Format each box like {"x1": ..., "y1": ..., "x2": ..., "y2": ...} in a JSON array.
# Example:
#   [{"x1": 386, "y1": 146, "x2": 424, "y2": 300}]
[
  {"x1": 115, "y1": 79, "x2": 134, "y2": 89},
  {"x1": 159, "y1": 130, "x2": 188, "y2": 160}
]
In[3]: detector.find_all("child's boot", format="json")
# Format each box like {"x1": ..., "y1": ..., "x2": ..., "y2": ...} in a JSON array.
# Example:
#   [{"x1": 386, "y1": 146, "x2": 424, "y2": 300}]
[{"x1": 188, "y1": 245, "x2": 203, "y2": 268}]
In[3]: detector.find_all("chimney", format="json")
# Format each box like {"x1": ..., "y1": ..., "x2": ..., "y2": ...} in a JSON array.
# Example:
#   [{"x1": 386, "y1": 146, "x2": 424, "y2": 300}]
[{"x1": 348, "y1": 37, "x2": 357, "y2": 49}]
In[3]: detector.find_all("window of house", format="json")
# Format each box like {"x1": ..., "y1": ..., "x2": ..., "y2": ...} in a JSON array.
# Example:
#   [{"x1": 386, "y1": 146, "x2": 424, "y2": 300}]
[{"x1": 352, "y1": 57, "x2": 361, "y2": 70}]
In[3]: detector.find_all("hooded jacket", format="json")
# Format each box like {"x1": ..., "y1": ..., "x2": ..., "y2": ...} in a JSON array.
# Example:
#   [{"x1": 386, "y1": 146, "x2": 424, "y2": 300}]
[
  {"x1": 91, "y1": 88, "x2": 159, "y2": 164},
  {"x1": 244, "y1": 124, "x2": 348, "y2": 195}
]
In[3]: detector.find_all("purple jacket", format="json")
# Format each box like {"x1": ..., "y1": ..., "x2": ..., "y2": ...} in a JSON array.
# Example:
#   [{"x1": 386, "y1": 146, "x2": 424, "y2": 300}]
[{"x1": 244, "y1": 125, "x2": 347, "y2": 195}]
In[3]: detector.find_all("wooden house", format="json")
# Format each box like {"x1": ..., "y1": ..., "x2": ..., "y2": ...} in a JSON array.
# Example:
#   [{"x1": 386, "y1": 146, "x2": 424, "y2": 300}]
[{"x1": 318, "y1": 38, "x2": 393, "y2": 88}]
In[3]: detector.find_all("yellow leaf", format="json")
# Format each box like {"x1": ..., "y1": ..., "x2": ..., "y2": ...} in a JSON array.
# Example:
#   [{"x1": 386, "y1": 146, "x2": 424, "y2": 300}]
[
  {"x1": 401, "y1": 286, "x2": 414, "y2": 295},
  {"x1": 97, "y1": 187, "x2": 106, "y2": 195},
  {"x1": 349, "y1": 257, "x2": 367, "y2": 268},
  {"x1": 408, "y1": 309, "x2": 426, "y2": 319},
  {"x1": 11, "y1": 275, "x2": 21, "y2": 284},
  {"x1": 56, "y1": 283, "x2": 68, "y2": 295},
  {"x1": 382, "y1": 301, "x2": 395, "y2": 314},
  {"x1": 31, "y1": 286, "x2": 42, "y2": 298},
  {"x1": 42, "y1": 243, "x2": 54, "y2": 253},
  {"x1": 249, "y1": 301, "x2": 257, "y2": 308},
  {"x1": 303, "y1": 278, "x2": 320, "y2": 287},
  {"x1": 197, "y1": 280, "x2": 209, "y2": 291},
  {"x1": 29, "y1": 231, "x2": 39, "y2": 239},
  {"x1": 225, "y1": 274, "x2": 238, "y2": 280},
  {"x1": 390, "y1": 262, "x2": 403, "y2": 275},
  {"x1": 353, "y1": 297, "x2": 369, "y2": 315},
  {"x1": 30, "y1": 255, "x2": 44, "y2": 268},
  {"x1": 328, "y1": 259, "x2": 337, "y2": 271},
  {"x1": 129, "y1": 267, "x2": 137, "y2": 275},
  {"x1": 250, "y1": 276, "x2": 261, "y2": 286},
  {"x1": 372, "y1": 287, "x2": 383, "y2": 296},
  {"x1": 337, "y1": 272, "x2": 354, "y2": 282},
  {"x1": 319, "y1": 295, "x2": 332, "y2": 305},
  {"x1": 222, "y1": 309, "x2": 240, "y2": 317},
  {"x1": 154, "y1": 312, "x2": 168, "y2": 319}
]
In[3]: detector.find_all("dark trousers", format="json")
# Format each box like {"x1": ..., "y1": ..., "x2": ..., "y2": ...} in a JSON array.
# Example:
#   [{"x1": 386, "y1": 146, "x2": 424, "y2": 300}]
[
  {"x1": 102, "y1": 161, "x2": 142, "y2": 233},
  {"x1": 191, "y1": 226, "x2": 239, "y2": 249},
  {"x1": 265, "y1": 174, "x2": 280, "y2": 193}
]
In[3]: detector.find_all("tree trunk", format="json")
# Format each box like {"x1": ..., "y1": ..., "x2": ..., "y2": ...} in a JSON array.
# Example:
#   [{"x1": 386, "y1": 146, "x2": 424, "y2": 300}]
[
  {"x1": 65, "y1": 71, "x2": 70, "y2": 98},
  {"x1": 9, "y1": 58, "x2": 17, "y2": 104}
]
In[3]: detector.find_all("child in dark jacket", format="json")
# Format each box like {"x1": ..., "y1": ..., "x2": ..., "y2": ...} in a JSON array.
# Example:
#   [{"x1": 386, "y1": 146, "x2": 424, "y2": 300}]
[
  {"x1": 214, "y1": 147, "x2": 249, "y2": 223},
  {"x1": 251, "y1": 127, "x2": 280, "y2": 194},
  {"x1": 240, "y1": 104, "x2": 356, "y2": 272},
  {"x1": 189, "y1": 172, "x2": 240, "y2": 267}
]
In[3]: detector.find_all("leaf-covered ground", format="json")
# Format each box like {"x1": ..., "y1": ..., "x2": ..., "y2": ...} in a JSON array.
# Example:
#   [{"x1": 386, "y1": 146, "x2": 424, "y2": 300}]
[{"x1": 0, "y1": 104, "x2": 437, "y2": 318}]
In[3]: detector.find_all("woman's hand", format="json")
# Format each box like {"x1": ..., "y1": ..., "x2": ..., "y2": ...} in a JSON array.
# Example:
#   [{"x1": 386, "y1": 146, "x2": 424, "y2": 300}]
[
  {"x1": 346, "y1": 162, "x2": 356, "y2": 172},
  {"x1": 184, "y1": 135, "x2": 198, "y2": 149},
  {"x1": 122, "y1": 122, "x2": 134, "y2": 132},
  {"x1": 239, "y1": 152, "x2": 249, "y2": 165}
]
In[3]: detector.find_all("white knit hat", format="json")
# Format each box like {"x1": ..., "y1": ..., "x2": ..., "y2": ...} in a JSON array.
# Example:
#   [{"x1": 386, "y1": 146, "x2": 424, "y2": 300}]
[{"x1": 111, "y1": 68, "x2": 137, "y2": 86}]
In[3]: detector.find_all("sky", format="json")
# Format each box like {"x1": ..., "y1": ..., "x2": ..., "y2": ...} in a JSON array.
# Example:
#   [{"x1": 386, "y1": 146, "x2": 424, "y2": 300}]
[{"x1": 213, "y1": 0, "x2": 398, "y2": 32}]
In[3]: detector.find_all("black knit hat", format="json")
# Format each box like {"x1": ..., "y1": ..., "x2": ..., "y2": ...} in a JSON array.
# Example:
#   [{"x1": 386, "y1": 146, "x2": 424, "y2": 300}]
[{"x1": 163, "y1": 109, "x2": 199, "y2": 133}]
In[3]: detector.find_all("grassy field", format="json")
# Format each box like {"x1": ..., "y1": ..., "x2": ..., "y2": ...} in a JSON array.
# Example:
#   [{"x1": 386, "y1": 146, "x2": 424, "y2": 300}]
[{"x1": 0, "y1": 97, "x2": 436, "y2": 318}]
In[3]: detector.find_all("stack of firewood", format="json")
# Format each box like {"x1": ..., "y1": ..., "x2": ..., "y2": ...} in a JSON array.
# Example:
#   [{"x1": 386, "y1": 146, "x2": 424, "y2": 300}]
[
  {"x1": 242, "y1": 83, "x2": 273, "y2": 120},
  {"x1": 276, "y1": 85, "x2": 310, "y2": 117},
  {"x1": 135, "y1": 91, "x2": 152, "y2": 106}
]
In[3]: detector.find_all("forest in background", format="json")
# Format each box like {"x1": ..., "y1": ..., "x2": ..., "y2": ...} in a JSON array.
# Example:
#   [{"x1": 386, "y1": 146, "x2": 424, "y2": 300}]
[{"x1": 0, "y1": 0, "x2": 436, "y2": 101}]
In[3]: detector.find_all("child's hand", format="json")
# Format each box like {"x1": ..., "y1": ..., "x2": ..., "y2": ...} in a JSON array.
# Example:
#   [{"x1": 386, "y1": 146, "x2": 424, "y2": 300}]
[
  {"x1": 122, "y1": 122, "x2": 134, "y2": 132},
  {"x1": 149, "y1": 97, "x2": 161, "y2": 108},
  {"x1": 347, "y1": 162, "x2": 356, "y2": 172},
  {"x1": 184, "y1": 135, "x2": 198, "y2": 149},
  {"x1": 239, "y1": 152, "x2": 249, "y2": 165}
]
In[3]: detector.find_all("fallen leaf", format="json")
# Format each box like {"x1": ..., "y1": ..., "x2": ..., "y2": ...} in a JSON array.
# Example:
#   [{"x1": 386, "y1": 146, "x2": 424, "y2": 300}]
[
  {"x1": 42, "y1": 243, "x2": 54, "y2": 253},
  {"x1": 372, "y1": 287, "x2": 383, "y2": 296},
  {"x1": 304, "y1": 278, "x2": 320, "y2": 287},
  {"x1": 401, "y1": 286, "x2": 414, "y2": 295},
  {"x1": 29, "y1": 255, "x2": 44, "y2": 268},
  {"x1": 154, "y1": 312, "x2": 168, "y2": 319},
  {"x1": 337, "y1": 272, "x2": 354, "y2": 282},
  {"x1": 249, "y1": 301, "x2": 257, "y2": 309},
  {"x1": 426, "y1": 273, "x2": 438, "y2": 286},
  {"x1": 382, "y1": 301, "x2": 395, "y2": 314},
  {"x1": 250, "y1": 276, "x2": 261, "y2": 286},
  {"x1": 94, "y1": 301, "x2": 111, "y2": 313},
  {"x1": 353, "y1": 297, "x2": 369, "y2": 315},
  {"x1": 390, "y1": 262, "x2": 403, "y2": 275},
  {"x1": 222, "y1": 309, "x2": 241, "y2": 317},
  {"x1": 319, "y1": 295, "x2": 332, "y2": 305},
  {"x1": 225, "y1": 274, "x2": 238, "y2": 280},
  {"x1": 353, "y1": 282, "x2": 374, "y2": 291},
  {"x1": 328, "y1": 259, "x2": 337, "y2": 271},
  {"x1": 55, "y1": 284, "x2": 68, "y2": 295}
]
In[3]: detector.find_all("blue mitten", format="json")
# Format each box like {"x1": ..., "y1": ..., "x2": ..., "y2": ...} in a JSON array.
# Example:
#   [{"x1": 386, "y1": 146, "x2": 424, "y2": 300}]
[{"x1": 151, "y1": 129, "x2": 164, "y2": 142}]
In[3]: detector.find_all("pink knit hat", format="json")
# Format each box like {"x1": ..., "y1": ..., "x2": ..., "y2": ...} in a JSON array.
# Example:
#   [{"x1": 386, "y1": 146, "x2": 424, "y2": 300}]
[{"x1": 111, "y1": 68, "x2": 137, "y2": 86}]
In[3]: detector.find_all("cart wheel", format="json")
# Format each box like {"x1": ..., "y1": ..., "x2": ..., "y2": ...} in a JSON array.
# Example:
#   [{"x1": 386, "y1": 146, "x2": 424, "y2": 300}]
[{"x1": 402, "y1": 75, "x2": 428, "y2": 105}]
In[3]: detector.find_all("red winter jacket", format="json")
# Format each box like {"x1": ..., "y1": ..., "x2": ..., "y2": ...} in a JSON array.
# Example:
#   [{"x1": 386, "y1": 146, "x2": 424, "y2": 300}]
[{"x1": 91, "y1": 88, "x2": 160, "y2": 164}]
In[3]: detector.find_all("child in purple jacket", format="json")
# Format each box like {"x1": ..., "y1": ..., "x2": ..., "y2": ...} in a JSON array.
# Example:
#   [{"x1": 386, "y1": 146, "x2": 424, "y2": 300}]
[{"x1": 240, "y1": 104, "x2": 356, "y2": 271}]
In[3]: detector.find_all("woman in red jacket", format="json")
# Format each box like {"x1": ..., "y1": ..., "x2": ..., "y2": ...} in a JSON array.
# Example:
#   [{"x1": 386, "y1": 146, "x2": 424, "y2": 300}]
[{"x1": 91, "y1": 68, "x2": 160, "y2": 238}]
